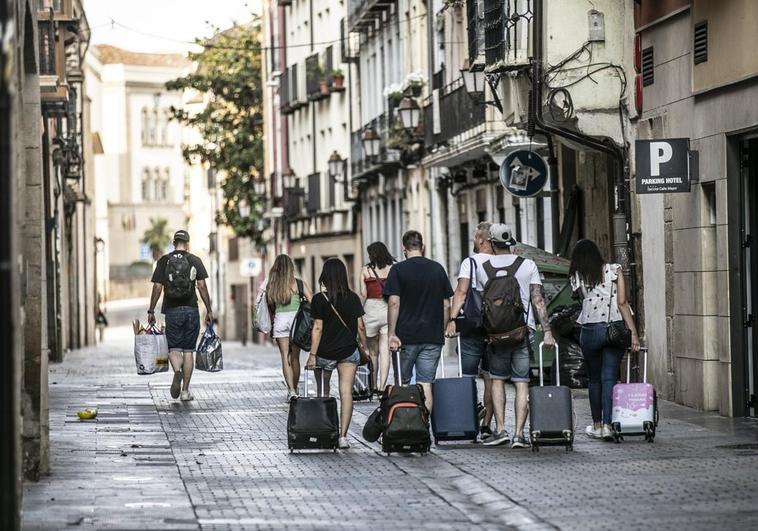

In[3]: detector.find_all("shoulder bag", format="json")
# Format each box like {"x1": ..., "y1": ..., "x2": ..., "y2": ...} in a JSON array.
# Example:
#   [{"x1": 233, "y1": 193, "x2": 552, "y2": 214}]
[
  {"x1": 605, "y1": 267, "x2": 632, "y2": 349},
  {"x1": 324, "y1": 292, "x2": 370, "y2": 366},
  {"x1": 454, "y1": 257, "x2": 483, "y2": 335}
]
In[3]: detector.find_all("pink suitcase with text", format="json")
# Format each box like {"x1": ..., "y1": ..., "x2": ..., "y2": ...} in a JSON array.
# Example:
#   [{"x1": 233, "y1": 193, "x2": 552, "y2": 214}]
[{"x1": 611, "y1": 348, "x2": 658, "y2": 442}]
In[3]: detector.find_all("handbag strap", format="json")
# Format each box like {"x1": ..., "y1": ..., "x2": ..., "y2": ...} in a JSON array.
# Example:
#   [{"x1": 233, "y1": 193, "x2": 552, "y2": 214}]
[
  {"x1": 369, "y1": 265, "x2": 386, "y2": 289},
  {"x1": 323, "y1": 292, "x2": 351, "y2": 332},
  {"x1": 295, "y1": 278, "x2": 306, "y2": 303},
  {"x1": 605, "y1": 265, "x2": 617, "y2": 323}
]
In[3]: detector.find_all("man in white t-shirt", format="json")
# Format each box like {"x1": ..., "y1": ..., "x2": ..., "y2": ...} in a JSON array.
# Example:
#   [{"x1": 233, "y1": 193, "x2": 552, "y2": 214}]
[
  {"x1": 445, "y1": 222, "x2": 495, "y2": 438},
  {"x1": 478, "y1": 224, "x2": 555, "y2": 449}
]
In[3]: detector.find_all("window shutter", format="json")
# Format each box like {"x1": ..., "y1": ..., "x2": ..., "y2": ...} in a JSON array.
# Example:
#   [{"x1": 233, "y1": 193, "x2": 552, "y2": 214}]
[
  {"x1": 466, "y1": 0, "x2": 478, "y2": 64},
  {"x1": 641, "y1": 46, "x2": 654, "y2": 86},
  {"x1": 484, "y1": 0, "x2": 504, "y2": 66},
  {"x1": 694, "y1": 21, "x2": 708, "y2": 65},
  {"x1": 307, "y1": 173, "x2": 321, "y2": 213}
]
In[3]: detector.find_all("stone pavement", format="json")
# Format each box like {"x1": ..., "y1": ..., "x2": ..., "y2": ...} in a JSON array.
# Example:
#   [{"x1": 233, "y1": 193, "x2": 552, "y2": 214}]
[{"x1": 21, "y1": 326, "x2": 758, "y2": 530}]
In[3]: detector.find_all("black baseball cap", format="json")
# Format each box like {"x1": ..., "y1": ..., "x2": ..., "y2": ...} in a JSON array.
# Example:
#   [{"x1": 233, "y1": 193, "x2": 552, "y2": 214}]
[{"x1": 173, "y1": 230, "x2": 190, "y2": 242}]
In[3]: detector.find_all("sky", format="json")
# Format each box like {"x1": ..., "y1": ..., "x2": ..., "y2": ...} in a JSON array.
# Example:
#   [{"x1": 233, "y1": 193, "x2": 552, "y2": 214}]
[{"x1": 84, "y1": 0, "x2": 261, "y2": 54}]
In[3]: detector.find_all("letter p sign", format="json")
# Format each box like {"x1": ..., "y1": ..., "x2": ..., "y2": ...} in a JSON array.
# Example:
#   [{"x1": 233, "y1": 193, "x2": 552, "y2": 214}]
[{"x1": 649, "y1": 141, "x2": 673, "y2": 177}]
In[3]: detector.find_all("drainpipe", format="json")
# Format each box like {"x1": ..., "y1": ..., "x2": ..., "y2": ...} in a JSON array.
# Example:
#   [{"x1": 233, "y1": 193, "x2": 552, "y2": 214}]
[{"x1": 529, "y1": 0, "x2": 637, "y2": 316}]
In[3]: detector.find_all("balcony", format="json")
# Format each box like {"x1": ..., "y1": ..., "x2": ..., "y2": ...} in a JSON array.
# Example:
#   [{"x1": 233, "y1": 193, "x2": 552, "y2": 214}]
[
  {"x1": 423, "y1": 79, "x2": 485, "y2": 149},
  {"x1": 305, "y1": 54, "x2": 328, "y2": 102},
  {"x1": 37, "y1": 0, "x2": 75, "y2": 21},
  {"x1": 348, "y1": 0, "x2": 397, "y2": 32},
  {"x1": 350, "y1": 113, "x2": 402, "y2": 180},
  {"x1": 38, "y1": 19, "x2": 68, "y2": 103}
]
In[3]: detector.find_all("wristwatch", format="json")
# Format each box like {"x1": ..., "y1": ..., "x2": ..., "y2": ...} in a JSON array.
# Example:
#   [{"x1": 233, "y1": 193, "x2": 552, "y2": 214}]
[{"x1": 147, "y1": 310, "x2": 154, "y2": 314}]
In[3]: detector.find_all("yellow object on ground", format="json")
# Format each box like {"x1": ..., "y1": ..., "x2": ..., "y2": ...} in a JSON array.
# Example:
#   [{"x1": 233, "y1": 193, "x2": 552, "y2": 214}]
[{"x1": 77, "y1": 408, "x2": 98, "y2": 420}]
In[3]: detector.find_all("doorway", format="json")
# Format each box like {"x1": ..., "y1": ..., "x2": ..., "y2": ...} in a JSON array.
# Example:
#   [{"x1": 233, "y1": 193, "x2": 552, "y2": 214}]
[{"x1": 735, "y1": 137, "x2": 758, "y2": 416}]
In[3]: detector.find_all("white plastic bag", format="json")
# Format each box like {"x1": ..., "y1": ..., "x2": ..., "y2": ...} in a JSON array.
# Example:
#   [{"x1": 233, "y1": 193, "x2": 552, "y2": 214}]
[
  {"x1": 254, "y1": 286, "x2": 272, "y2": 334},
  {"x1": 134, "y1": 329, "x2": 169, "y2": 375}
]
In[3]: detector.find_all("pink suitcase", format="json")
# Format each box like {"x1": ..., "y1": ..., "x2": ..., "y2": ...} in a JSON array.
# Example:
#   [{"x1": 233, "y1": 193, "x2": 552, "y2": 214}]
[{"x1": 611, "y1": 348, "x2": 658, "y2": 442}]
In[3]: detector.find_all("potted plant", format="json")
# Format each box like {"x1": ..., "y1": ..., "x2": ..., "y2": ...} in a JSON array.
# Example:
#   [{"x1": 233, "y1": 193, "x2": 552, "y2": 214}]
[
  {"x1": 332, "y1": 68, "x2": 345, "y2": 90},
  {"x1": 383, "y1": 83, "x2": 404, "y2": 107},
  {"x1": 404, "y1": 71, "x2": 427, "y2": 97},
  {"x1": 442, "y1": 0, "x2": 465, "y2": 10}
]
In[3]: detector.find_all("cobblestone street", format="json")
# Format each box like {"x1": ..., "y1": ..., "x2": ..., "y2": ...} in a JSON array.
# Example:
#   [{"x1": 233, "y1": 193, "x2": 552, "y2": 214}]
[{"x1": 21, "y1": 328, "x2": 758, "y2": 530}]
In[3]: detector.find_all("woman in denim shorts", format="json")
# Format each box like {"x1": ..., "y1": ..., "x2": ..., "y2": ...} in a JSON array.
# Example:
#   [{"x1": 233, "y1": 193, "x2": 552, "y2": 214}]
[{"x1": 307, "y1": 258, "x2": 369, "y2": 450}]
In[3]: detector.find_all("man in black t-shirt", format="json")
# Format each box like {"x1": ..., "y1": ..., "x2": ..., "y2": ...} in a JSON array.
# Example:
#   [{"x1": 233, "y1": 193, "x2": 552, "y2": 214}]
[
  {"x1": 147, "y1": 230, "x2": 213, "y2": 401},
  {"x1": 384, "y1": 230, "x2": 453, "y2": 411}
]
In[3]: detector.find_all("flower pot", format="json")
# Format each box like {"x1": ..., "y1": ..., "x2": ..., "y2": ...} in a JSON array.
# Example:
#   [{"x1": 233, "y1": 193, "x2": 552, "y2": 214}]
[
  {"x1": 320, "y1": 80, "x2": 329, "y2": 95},
  {"x1": 388, "y1": 94, "x2": 403, "y2": 108},
  {"x1": 333, "y1": 76, "x2": 344, "y2": 89}
]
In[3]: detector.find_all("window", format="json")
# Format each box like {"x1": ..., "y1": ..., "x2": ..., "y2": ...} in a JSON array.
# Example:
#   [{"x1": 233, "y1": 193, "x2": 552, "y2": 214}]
[
  {"x1": 228, "y1": 237, "x2": 239, "y2": 262},
  {"x1": 153, "y1": 167, "x2": 161, "y2": 200},
  {"x1": 161, "y1": 110, "x2": 171, "y2": 146},
  {"x1": 141, "y1": 168, "x2": 151, "y2": 201},
  {"x1": 160, "y1": 168, "x2": 170, "y2": 201},
  {"x1": 141, "y1": 108, "x2": 149, "y2": 145},
  {"x1": 702, "y1": 182, "x2": 717, "y2": 225}
]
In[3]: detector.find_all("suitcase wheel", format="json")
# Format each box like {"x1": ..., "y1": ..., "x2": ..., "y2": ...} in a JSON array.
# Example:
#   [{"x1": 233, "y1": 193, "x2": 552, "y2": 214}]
[{"x1": 531, "y1": 444, "x2": 539, "y2": 453}]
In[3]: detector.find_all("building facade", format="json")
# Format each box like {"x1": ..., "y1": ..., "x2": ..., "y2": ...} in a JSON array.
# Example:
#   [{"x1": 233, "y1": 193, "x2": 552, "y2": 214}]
[
  {"x1": 2, "y1": 0, "x2": 93, "y2": 527},
  {"x1": 262, "y1": 0, "x2": 362, "y2": 293},
  {"x1": 85, "y1": 45, "x2": 213, "y2": 303},
  {"x1": 633, "y1": 0, "x2": 758, "y2": 417}
]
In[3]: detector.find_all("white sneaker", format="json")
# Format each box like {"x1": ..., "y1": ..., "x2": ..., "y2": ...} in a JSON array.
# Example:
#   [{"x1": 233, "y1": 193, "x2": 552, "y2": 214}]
[
  {"x1": 338, "y1": 437, "x2": 350, "y2": 449},
  {"x1": 585, "y1": 424, "x2": 602, "y2": 439},
  {"x1": 601, "y1": 424, "x2": 615, "y2": 441},
  {"x1": 180, "y1": 390, "x2": 194, "y2": 401},
  {"x1": 287, "y1": 389, "x2": 298, "y2": 402}
]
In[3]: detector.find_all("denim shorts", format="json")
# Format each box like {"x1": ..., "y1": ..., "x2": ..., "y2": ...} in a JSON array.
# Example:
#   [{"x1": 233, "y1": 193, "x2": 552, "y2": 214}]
[
  {"x1": 399, "y1": 343, "x2": 442, "y2": 384},
  {"x1": 458, "y1": 330, "x2": 489, "y2": 377},
  {"x1": 486, "y1": 339, "x2": 530, "y2": 382},
  {"x1": 315, "y1": 349, "x2": 360, "y2": 371},
  {"x1": 165, "y1": 306, "x2": 200, "y2": 352}
]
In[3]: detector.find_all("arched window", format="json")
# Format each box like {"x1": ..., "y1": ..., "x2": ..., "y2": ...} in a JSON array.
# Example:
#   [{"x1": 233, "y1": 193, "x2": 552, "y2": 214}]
[
  {"x1": 147, "y1": 109, "x2": 158, "y2": 145},
  {"x1": 162, "y1": 110, "x2": 171, "y2": 146},
  {"x1": 140, "y1": 108, "x2": 149, "y2": 145},
  {"x1": 160, "y1": 167, "x2": 170, "y2": 201},
  {"x1": 153, "y1": 167, "x2": 161, "y2": 200},
  {"x1": 141, "y1": 168, "x2": 151, "y2": 201}
]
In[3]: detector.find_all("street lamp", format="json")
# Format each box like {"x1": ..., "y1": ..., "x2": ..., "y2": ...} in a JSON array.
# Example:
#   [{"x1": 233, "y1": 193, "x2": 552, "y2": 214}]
[
  {"x1": 361, "y1": 127, "x2": 381, "y2": 158},
  {"x1": 328, "y1": 150, "x2": 344, "y2": 180},
  {"x1": 397, "y1": 97, "x2": 421, "y2": 131},
  {"x1": 282, "y1": 168, "x2": 297, "y2": 190},
  {"x1": 254, "y1": 178, "x2": 266, "y2": 196},
  {"x1": 461, "y1": 60, "x2": 486, "y2": 96}
]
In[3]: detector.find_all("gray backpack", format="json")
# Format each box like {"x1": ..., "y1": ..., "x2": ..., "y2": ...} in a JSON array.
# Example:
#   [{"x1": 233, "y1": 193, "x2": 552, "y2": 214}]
[{"x1": 481, "y1": 257, "x2": 529, "y2": 346}]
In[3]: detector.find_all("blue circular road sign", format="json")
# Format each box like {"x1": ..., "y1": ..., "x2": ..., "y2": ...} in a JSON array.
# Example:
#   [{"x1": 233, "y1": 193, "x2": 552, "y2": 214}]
[{"x1": 499, "y1": 150, "x2": 549, "y2": 198}]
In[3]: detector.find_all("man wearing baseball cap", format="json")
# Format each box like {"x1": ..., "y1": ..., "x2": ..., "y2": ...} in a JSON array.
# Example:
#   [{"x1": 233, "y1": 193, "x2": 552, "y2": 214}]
[
  {"x1": 475, "y1": 224, "x2": 555, "y2": 449},
  {"x1": 147, "y1": 230, "x2": 213, "y2": 401}
]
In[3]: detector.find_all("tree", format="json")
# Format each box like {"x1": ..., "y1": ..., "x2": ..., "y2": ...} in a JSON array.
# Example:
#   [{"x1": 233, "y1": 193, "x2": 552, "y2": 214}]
[
  {"x1": 141, "y1": 218, "x2": 171, "y2": 261},
  {"x1": 166, "y1": 19, "x2": 265, "y2": 244}
]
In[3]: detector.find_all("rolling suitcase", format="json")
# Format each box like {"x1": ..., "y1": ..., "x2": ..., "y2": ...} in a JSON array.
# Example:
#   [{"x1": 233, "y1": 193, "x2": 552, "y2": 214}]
[
  {"x1": 528, "y1": 342, "x2": 574, "y2": 452},
  {"x1": 380, "y1": 349, "x2": 431, "y2": 455},
  {"x1": 431, "y1": 336, "x2": 479, "y2": 444},
  {"x1": 611, "y1": 348, "x2": 658, "y2": 442},
  {"x1": 352, "y1": 361, "x2": 373, "y2": 401},
  {"x1": 287, "y1": 368, "x2": 339, "y2": 452}
]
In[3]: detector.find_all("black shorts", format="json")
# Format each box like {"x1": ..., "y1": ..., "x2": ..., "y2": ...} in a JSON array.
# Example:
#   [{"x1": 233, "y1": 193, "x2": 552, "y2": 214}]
[{"x1": 165, "y1": 306, "x2": 200, "y2": 351}]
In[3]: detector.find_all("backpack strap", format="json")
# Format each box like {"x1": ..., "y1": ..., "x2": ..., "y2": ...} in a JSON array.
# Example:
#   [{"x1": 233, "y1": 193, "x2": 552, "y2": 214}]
[
  {"x1": 482, "y1": 256, "x2": 522, "y2": 280},
  {"x1": 295, "y1": 278, "x2": 306, "y2": 303},
  {"x1": 504, "y1": 256, "x2": 525, "y2": 278}
]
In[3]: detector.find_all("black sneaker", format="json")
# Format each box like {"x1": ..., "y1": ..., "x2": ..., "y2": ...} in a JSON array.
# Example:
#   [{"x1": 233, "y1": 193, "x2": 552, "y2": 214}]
[
  {"x1": 510, "y1": 436, "x2": 529, "y2": 449},
  {"x1": 479, "y1": 426, "x2": 493, "y2": 443},
  {"x1": 170, "y1": 371, "x2": 182, "y2": 399}
]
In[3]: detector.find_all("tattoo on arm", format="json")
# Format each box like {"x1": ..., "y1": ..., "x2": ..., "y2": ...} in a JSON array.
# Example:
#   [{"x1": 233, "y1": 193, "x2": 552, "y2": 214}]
[{"x1": 530, "y1": 284, "x2": 550, "y2": 330}]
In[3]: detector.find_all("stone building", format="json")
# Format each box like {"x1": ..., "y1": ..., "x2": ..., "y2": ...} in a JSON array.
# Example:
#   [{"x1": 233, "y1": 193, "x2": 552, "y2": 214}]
[
  {"x1": 1, "y1": 0, "x2": 93, "y2": 527},
  {"x1": 634, "y1": 0, "x2": 758, "y2": 417}
]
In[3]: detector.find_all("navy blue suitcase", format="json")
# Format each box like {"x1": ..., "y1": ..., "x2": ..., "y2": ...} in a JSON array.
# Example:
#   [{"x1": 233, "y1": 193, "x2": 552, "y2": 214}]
[{"x1": 431, "y1": 337, "x2": 479, "y2": 444}]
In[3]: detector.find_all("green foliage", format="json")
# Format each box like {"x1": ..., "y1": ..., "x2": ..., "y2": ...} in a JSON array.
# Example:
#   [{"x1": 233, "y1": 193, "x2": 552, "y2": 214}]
[
  {"x1": 166, "y1": 19, "x2": 265, "y2": 244},
  {"x1": 141, "y1": 218, "x2": 171, "y2": 261}
]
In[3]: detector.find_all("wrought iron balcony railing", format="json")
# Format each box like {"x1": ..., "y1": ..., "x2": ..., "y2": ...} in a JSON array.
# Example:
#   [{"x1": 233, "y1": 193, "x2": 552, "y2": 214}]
[{"x1": 423, "y1": 79, "x2": 485, "y2": 149}]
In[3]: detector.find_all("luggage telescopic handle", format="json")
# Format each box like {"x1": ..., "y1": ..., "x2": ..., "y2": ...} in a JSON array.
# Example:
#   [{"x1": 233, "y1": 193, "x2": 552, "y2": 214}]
[
  {"x1": 626, "y1": 347, "x2": 649, "y2": 384},
  {"x1": 538, "y1": 342, "x2": 559, "y2": 387},
  {"x1": 438, "y1": 337, "x2": 464, "y2": 379},
  {"x1": 303, "y1": 365, "x2": 326, "y2": 397},
  {"x1": 392, "y1": 348, "x2": 402, "y2": 384}
]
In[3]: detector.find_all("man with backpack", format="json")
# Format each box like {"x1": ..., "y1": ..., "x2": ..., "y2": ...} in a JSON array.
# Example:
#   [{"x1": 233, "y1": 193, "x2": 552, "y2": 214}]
[
  {"x1": 147, "y1": 230, "x2": 213, "y2": 401},
  {"x1": 385, "y1": 230, "x2": 454, "y2": 412},
  {"x1": 476, "y1": 224, "x2": 554, "y2": 448}
]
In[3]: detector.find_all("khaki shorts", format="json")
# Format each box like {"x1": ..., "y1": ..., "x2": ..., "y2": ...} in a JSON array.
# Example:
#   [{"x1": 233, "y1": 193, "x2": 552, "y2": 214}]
[{"x1": 363, "y1": 298, "x2": 388, "y2": 337}]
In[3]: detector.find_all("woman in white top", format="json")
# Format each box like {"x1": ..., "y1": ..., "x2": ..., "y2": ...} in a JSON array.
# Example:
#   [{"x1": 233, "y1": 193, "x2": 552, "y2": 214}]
[{"x1": 569, "y1": 239, "x2": 640, "y2": 441}]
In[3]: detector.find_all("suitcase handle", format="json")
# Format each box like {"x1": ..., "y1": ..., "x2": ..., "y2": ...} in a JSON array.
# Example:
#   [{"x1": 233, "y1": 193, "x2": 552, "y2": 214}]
[
  {"x1": 391, "y1": 348, "x2": 402, "y2": 384},
  {"x1": 625, "y1": 347, "x2": 648, "y2": 384},
  {"x1": 303, "y1": 366, "x2": 326, "y2": 397},
  {"x1": 538, "y1": 341, "x2": 559, "y2": 387},
  {"x1": 439, "y1": 336, "x2": 464, "y2": 379}
]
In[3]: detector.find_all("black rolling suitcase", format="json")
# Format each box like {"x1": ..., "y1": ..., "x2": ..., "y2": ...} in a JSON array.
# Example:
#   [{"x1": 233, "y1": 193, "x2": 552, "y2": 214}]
[
  {"x1": 528, "y1": 342, "x2": 574, "y2": 452},
  {"x1": 380, "y1": 350, "x2": 431, "y2": 455},
  {"x1": 431, "y1": 336, "x2": 479, "y2": 444},
  {"x1": 287, "y1": 369, "x2": 339, "y2": 452}
]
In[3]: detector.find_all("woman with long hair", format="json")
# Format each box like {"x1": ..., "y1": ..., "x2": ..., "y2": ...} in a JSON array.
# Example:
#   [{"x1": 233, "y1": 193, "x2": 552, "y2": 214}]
[
  {"x1": 358, "y1": 241, "x2": 395, "y2": 393},
  {"x1": 307, "y1": 258, "x2": 369, "y2": 449},
  {"x1": 267, "y1": 254, "x2": 312, "y2": 401},
  {"x1": 569, "y1": 239, "x2": 640, "y2": 441}
]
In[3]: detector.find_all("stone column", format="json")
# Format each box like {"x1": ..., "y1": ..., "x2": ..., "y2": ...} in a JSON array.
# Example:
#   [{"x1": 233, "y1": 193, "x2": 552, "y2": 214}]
[{"x1": 21, "y1": 72, "x2": 49, "y2": 479}]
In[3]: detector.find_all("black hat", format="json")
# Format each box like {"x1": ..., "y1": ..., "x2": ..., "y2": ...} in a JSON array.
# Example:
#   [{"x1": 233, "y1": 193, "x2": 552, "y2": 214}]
[{"x1": 173, "y1": 230, "x2": 190, "y2": 242}]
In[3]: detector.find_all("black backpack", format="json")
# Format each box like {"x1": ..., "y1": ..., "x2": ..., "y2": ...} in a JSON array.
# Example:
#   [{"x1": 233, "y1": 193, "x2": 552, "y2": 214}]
[
  {"x1": 481, "y1": 257, "x2": 529, "y2": 346},
  {"x1": 288, "y1": 279, "x2": 313, "y2": 351},
  {"x1": 164, "y1": 252, "x2": 194, "y2": 299}
]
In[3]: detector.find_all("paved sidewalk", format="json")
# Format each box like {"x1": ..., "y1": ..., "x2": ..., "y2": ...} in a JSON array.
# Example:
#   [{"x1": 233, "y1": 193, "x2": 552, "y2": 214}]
[{"x1": 22, "y1": 327, "x2": 758, "y2": 530}]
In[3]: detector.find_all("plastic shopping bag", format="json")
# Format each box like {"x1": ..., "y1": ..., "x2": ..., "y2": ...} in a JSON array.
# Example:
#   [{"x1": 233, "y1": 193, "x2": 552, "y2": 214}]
[
  {"x1": 254, "y1": 287, "x2": 272, "y2": 334},
  {"x1": 196, "y1": 325, "x2": 223, "y2": 372},
  {"x1": 134, "y1": 325, "x2": 169, "y2": 375}
]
